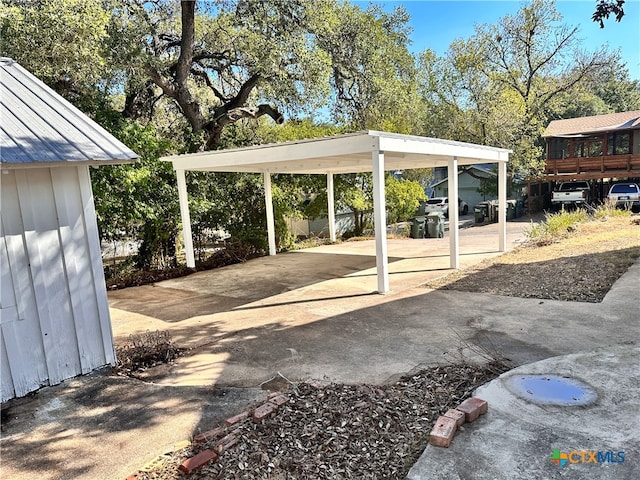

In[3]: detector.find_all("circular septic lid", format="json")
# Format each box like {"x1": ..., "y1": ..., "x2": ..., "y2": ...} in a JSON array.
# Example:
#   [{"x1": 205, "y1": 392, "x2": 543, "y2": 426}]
[{"x1": 504, "y1": 374, "x2": 597, "y2": 406}]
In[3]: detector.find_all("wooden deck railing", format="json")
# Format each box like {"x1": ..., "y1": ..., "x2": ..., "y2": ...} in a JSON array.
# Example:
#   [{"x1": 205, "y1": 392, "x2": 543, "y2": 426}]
[{"x1": 545, "y1": 154, "x2": 640, "y2": 177}]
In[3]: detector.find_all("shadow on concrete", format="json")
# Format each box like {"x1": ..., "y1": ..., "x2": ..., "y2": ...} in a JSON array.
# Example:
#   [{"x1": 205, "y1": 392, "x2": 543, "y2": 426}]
[
  {"x1": 233, "y1": 292, "x2": 378, "y2": 311},
  {"x1": 108, "y1": 252, "x2": 404, "y2": 322},
  {"x1": 0, "y1": 371, "x2": 264, "y2": 480}
]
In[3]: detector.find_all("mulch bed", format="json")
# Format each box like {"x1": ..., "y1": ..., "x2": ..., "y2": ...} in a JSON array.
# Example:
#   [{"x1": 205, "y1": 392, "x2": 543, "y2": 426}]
[
  {"x1": 133, "y1": 361, "x2": 509, "y2": 479},
  {"x1": 105, "y1": 242, "x2": 264, "y2": 290}
]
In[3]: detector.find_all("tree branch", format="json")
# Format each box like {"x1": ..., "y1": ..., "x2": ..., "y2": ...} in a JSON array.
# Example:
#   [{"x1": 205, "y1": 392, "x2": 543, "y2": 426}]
[
  {"x1": 190, "y1": 68, "x2": 228, "y2": 102},
  {"x1": 176, "y1": 0, "x2": 195, "y2": 84}
]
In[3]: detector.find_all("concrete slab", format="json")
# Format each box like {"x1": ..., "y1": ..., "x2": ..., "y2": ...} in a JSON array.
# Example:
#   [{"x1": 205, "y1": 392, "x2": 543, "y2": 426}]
[
  {"x1": 0, "y1": 373, "x2": 265, "y2": 480},
  {"x1": 406, "y1": 345, "x2": 640, "y2": 480}
]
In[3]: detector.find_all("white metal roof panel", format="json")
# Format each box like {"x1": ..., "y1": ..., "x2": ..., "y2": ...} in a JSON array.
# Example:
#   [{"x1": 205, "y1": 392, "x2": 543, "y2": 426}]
[
  {"x1": 0, "y1": 58, "x2": 138, "y2": 167},
  {"x1": 162, "y1": 130, "x2": 511, "y2": 175}
]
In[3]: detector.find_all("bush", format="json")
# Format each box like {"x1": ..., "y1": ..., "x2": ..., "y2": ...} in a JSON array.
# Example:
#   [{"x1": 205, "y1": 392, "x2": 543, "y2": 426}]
[
  {"x1": 525, "y1": 209, "x2": 589, "y2": 245},
  {"x1": 593, "y1": 199, "x2": 633, "y2": 220},
  {"x1": 115, "y1": 330, "x2": 182, "y2": 376}
]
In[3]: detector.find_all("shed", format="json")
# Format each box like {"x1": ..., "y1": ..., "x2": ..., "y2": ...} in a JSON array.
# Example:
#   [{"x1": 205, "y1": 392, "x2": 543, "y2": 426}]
[
  {"x1": 162, "y1": 132, "x2": 511, "y2": 293},
  {"x1": 0, "y1": 58, "x2": 138, "y2": 401}
]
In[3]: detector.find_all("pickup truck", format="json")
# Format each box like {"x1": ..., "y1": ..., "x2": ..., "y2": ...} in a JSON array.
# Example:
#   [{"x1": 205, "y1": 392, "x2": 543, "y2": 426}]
[{"x1": 551, "y1": 181, "x2": 591, "y2": 209}]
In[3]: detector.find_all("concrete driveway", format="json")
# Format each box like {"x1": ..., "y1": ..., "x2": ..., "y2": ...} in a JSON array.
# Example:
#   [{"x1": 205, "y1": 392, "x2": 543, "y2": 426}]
[
  {"x1": 2, "y1": 217, "x2": 638, "y2": 480},
  {"x1": 107, "y1": 220, "x2": 533, "y2": 387}
]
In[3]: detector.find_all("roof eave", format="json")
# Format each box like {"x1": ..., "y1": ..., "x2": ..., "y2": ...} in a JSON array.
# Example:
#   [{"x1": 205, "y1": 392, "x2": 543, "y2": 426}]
[{"x1": 1, "y1": 157, "x2": 139, "y2": 170}]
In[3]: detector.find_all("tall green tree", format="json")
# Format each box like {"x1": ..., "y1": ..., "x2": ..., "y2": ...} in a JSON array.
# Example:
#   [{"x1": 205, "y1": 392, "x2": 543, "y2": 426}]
[
  {"x1": 419, "y1": 0, "x2": 621, "y2": 178},
  {"x1": 0, "y1": 0, "x2": 118, "y2": 113},
  {"x1": 117, "y1": 0, "x2": 335, "y2": 151},
  {"x1": 316, "y1": 3, "x2": 421, "y2": 132}
]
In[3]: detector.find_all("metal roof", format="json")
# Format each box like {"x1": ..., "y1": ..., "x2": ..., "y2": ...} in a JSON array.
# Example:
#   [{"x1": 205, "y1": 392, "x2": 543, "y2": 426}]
[
  {"x1": 161, "y1": 131, "x2": 510, "y2": 175},
  {"x1": 0, "y1": 58, "x2": 138, "y2": 168},
  {"x1": 431, "y1": 165, "x2": 496, "y2": 188},
  {"x1": 543, "y1": 110, "x2": 640, "y2": 138}
]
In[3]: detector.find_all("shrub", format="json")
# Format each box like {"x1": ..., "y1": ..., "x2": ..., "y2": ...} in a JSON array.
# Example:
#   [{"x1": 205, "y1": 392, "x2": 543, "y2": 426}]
[
  {"x1": 525, "y1": 209, "x2": 589, "y2": 245},
  {"x1": 593, "y1": 199, "x2": 633, "y2": 220},
  {"x1": 115, "y1": 330, "x2": 181, "y2": 376}
]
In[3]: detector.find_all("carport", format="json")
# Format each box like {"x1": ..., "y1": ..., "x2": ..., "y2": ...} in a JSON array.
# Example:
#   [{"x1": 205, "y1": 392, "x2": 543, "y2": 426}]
[{"x1": 161, "y1": 131, "x2": 510, "y2": 293}]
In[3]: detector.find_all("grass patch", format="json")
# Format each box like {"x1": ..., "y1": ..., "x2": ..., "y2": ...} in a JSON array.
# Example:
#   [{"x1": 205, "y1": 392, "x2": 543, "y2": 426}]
[
  {"x1": 593, "y1": 199, "x2": 634, "y2": 220},
  {"x1": 525, "y1": 209, "x2": 589, "y2": 245}
]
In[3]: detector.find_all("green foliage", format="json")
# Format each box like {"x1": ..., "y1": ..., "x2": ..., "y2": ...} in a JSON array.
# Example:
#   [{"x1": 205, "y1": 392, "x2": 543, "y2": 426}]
[
  {"x1": 400, "y1": 168, "x2": 434, "y2": 186},
  {"x1": 385, "y1": 175, "x2": 427, "y2": 223},
  {"x1": 525, "y1": 209, "x2": 589, "y2": 244},
  {"x1": 335, "y1": 174, "x2": 374, "y2": 236},
  {"x1": 0, "y1": 0, "x2": 117, "y2": 111},
  {"x1": 316, "y1": 3, "x2": 421, "y2": 132},
  {"x1": 5, "y1": 0, "x2": 639, "y2": 275},
  {"x1": 91, "y1": 120, "x2": 177, "y2": 268},
  {"x1": 257, "y1": 118, "x2": 347, "y2": 144},
  {"x1": 593, "y1": 199, "x2": 633, "y2": 219},
  {"x1": 418, "y1": 0, "x2": 622, "y2": 180}
]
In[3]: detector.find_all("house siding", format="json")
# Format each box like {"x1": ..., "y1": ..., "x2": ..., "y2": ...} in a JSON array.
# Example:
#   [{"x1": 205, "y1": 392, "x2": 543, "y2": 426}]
[
  {"x1": 1, "y1": 166, "x2": 115, "y2": 401},
  {"x1": 433, "y1": 170, "x2": 496, "y2": 209}
]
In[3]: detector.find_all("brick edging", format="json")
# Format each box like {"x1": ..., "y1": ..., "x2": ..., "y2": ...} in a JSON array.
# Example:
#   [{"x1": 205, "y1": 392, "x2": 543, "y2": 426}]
[
  {"x1": 428, "y1": 397, "x2": 488, "y2": 448},
  {"x1": 123, "y1": 393, "x2": 290, "y2": 478}
]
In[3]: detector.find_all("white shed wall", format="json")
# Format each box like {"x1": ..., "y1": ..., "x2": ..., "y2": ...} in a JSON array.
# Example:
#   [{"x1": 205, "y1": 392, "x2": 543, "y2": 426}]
[{"x1": 1, "y1": 166, "x2": 115, "y2": 401}]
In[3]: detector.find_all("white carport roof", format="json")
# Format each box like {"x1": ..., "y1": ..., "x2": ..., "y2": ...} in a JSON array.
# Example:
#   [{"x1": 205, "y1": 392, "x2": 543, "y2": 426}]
[
  {"x1": 162, "y1": 130, "x2": 509, "y2": 174},
  {"x1": 162, "y1": 131, "x2": 511, "y2": 293}
]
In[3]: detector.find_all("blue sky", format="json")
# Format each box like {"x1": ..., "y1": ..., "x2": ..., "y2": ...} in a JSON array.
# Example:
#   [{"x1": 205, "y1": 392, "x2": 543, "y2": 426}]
[{"x1": 357, "y1": 0, "x2": 640, "y2": 80}]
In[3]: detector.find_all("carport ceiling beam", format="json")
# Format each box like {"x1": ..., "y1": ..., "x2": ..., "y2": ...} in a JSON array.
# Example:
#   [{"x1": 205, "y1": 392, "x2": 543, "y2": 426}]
[{"x1": 165, "y1": 135, "x2": 377, "y2": 171}]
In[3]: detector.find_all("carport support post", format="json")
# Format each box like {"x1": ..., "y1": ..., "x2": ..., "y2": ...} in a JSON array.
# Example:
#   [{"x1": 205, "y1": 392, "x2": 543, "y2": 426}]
[
  {"x1": 498, "y1": 159, "x2": 507, "y2": 251},
  {"x1": 447, "y1": 156, "x2": 460, "y2": 269},
  {"x1": 176, "y1": 168, "x2": 195, "y2": 268},
  {"x1": 372, "y1": 149, "x2": 390, "y2": 293},
  {"x1": 264, "y1": 171, "x2": 277, "y2": 256},
  {"x1": 327, "y1": 172, "x2": 336, "y2": 241}
]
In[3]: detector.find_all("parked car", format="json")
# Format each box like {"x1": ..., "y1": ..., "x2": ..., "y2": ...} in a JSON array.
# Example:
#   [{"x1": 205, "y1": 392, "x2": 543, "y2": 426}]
[
  {"x1": 424, "y1": 197, "x2": 469, "y2": 217},
  {"x1": 550, "y1": 181, "x2": 591, "y2": 210},
  {"x1": 606, "y1": 183, "x2": 640, "y2": 211}
]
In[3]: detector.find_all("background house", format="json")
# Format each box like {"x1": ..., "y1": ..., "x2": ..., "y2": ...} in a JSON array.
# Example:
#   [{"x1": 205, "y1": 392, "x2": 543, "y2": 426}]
[
  {"x1": 430, "y1": 165, "x2": 497, "y2": 209},
  {"x1": 287, "y1": 211, "x2": 355, "y2": 238},
  {"x1": 0, "y1": 58, "x2": 138, "y2": 401},
  {"x1": 529, "y1": 110, "x2": 640, "y2": 210}
]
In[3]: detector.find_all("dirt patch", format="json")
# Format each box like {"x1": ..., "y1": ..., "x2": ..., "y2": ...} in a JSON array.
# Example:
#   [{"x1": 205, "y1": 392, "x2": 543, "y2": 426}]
[
  {"x1": 115, "y1": 330, "x2": 184, "y2": 377},
  {"x1": 426, "y1": 216, "x2": 640, "y2": 302}
]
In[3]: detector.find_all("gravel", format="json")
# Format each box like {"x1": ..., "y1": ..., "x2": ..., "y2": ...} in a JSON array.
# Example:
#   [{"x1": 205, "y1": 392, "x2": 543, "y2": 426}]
[{"x1": 135, "y1": 362, "x2": 509, "y2": 479}]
